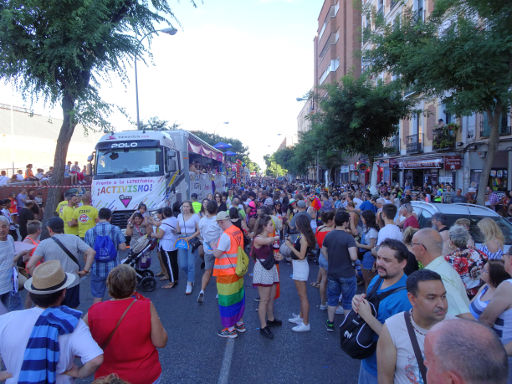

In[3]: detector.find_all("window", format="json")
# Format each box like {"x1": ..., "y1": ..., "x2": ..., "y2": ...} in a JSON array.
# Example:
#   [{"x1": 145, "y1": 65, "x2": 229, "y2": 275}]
[
  {"x1": 96, "y1": 147, "x2": 163, "y2": 179},
  {"x1": 319, "y1": 59, "x2": 340, "y2": 84},
  {"x1": 413, "y1": 0, "x2": 424, "y2": 22},
  {"x1": 319, "y1": 21, "x2": 327, "y2": 40}
]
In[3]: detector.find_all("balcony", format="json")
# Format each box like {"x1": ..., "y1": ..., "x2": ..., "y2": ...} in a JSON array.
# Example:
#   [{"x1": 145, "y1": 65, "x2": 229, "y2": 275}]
[
  {"x1": 386, "y1": 135, "x2": 400, "y2": 155},
  {"x1": 406, "y1": 134, "x2": 423, "y2": 154},
  {"x1": 433, "y1": 125, "x2": 457, "y2": 151},
  {"x1": 390, "y1": 0, "x2": 400, "y2": 10}
]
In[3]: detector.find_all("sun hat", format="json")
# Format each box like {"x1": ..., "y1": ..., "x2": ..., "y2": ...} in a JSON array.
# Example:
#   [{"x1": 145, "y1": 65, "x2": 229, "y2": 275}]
[
  {"x1": 24, "y1": 260, "x2": 76, "y2": 295},
  {"x1": 216, "y1": 211, "x2": 230, "y2": 221}
]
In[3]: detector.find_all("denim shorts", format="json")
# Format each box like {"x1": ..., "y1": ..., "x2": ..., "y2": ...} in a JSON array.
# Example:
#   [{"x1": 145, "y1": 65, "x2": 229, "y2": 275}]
[
  {"x1": 318, "y1": 253, "x2": 328, "y2": 270},
  {"x1": 362, "y1": 251, "x2": 375, "y2": 270},
  {"x1": 327, "y1": 276, "x2": 357, "y2": 309},
  {"x1": 91, "y1": 274, "x2": 107, "y2": 299}
]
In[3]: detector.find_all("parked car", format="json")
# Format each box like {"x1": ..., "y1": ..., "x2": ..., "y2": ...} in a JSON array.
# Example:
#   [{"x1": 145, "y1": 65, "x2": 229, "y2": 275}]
[{"x1": 410, "y1": 202, "x2": 512, "y2": 253}]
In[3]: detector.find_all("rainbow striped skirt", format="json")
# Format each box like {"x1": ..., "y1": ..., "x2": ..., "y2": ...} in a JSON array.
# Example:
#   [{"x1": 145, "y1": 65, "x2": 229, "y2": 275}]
[{"x1": 217, "y1": 273, "x2": 245, "y2": 328}]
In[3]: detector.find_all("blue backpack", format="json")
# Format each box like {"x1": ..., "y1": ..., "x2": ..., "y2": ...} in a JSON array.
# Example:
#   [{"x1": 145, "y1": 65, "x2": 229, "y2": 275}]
[{"x1": 93, "y1": 227, "x2": 117, "y2": 262}]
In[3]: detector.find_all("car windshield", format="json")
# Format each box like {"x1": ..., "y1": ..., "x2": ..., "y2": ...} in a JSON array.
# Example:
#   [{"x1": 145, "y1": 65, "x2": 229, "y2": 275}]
[
  {"x1": 95, "y1": 147, "x2": 163, "y2": 179},
  {"x1": 418, "y1": 213, "x2": 512, "y2": 245}
]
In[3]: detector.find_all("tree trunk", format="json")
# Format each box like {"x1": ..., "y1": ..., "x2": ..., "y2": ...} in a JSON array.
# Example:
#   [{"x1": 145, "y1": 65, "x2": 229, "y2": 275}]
[
  {"x1": 42, "y1": 92, "x2": 77, "y2": 234},
  {"x1": 369, "y1": 158, "x2": 378, "y2": 195},
  {"x1": 476, "y1": 107, "x2": 501, "y2": 205}
]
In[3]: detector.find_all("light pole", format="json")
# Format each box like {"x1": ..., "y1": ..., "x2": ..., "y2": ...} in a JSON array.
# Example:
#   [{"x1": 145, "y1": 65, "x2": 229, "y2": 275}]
[{"x1": 135, "y1": 27, "x2": 177, "y2": 130}]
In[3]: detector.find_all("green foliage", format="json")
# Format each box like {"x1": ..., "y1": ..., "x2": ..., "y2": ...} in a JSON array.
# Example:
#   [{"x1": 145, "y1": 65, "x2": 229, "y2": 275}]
[
  {"x1": 313, "y1": 74, "x2": 412, "y2": 162},
  {"x1": 141, "y1": 117, "x2": 176, "y2": 131},
  {"x1": 0, "y1": 0, "x2": 191, "y2": 129},
  {"x1": 264, "y1": 154, "x2": 287, "y2": 177},
  {"x1": 365, "y1": 0, "x2": 512, "y2": 203}
]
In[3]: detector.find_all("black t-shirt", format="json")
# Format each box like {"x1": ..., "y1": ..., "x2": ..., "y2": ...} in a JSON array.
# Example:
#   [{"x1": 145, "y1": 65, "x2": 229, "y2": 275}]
[
  {"x1": 323, "y1": 229, "x2": 357, "y2": 279},
  {"x1": 18, "y1": 207, "x2": 34, "y2": 240}
]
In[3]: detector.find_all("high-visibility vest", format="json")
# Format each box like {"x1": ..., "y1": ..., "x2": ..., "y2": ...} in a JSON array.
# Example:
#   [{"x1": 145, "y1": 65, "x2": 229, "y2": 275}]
[{"x1": 213, "y1": 225, "x2": 244, "y2": 277}]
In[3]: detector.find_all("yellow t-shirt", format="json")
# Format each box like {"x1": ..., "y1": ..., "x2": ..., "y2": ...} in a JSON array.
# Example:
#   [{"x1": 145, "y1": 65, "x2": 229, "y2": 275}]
[
  {"x1": 56, "y1": 200, "x2": 68, "y2": 217},
  {"x1": 192, "y1": 201, "x2": 202, "y2": 215},
  {"x1": 73, "y1": 205, "x2": 98, "y2": 238},
  {"x1": 61, "y1": 205, "x2": 78, "y2": 235}
]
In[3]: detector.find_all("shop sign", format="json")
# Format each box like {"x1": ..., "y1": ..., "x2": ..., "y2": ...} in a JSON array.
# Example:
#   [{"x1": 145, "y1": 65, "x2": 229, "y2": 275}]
[
  {"x1": 349, "y1": 164, "x2": 356, "y2": 171},
  {"x1": 358, "y1": 162, "x2": 368, "y2": 171},
  {"x1": 340, "y1": 165, "x2": 350, "y2": 173},
  {"x1": 444, "y1": 156, "x2": 462, "y2": 170},
  {"x1": 390, "y1": 158, "x2": 444, "y2": 169}
]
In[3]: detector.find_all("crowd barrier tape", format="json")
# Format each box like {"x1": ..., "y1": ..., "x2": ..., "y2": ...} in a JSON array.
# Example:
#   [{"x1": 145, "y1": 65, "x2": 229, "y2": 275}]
[{"x1": 0, "y1": 184, "x2": 90, "y2": 189}]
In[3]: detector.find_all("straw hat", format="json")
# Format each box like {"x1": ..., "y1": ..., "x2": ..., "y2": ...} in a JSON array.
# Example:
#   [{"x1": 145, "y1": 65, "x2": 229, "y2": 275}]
[{"x1": 24, "y1": 260, "x2": 76, "y2": 294}]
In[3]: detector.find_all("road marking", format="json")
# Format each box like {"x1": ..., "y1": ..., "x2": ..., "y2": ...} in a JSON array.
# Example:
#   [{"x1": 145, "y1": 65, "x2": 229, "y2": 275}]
[{"x1": 217, "y1": 338, "x2": 235, "y2": 384}]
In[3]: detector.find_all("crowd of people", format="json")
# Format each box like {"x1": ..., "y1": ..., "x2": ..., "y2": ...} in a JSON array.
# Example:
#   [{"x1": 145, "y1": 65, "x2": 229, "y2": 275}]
[
  {"x1": 0, "y1": 179, "x2": 511, "y2": 383},
  {"x1": 0, "y1": 160, "x2": 89, "y2": 187}
]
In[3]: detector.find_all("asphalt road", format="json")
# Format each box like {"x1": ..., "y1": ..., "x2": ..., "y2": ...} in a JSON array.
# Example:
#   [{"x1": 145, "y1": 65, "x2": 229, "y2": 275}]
[{"x1": 22, "y1": 250, "x2": 363, "y2": 384}]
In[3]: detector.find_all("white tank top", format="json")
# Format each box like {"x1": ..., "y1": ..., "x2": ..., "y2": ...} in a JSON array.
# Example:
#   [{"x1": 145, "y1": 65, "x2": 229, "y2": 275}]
[
  {"x1": 496, "y1": 280, "x2": 512, "y2": 345},
  {"x1": 385, "y1": 310, "x2": 428, "y2": 384}
]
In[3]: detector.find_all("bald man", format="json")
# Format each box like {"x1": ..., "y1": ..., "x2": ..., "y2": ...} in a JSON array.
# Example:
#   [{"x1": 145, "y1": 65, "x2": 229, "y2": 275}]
[
  {"x1": 411, "y1": 228, "x2": 470, "y2": 317},
  {"x1": 424, "y1": 318, "x2": 508, "y2": 384}
]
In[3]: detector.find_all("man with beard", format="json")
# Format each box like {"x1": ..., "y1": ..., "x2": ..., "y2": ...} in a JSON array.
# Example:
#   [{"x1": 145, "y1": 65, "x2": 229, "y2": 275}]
[
  {"x1": 352, "y1": 239, "x2": 412, "y2": 384},
  {"x1": 377, "y1": 269, "x2": 449, "y2": 384}
]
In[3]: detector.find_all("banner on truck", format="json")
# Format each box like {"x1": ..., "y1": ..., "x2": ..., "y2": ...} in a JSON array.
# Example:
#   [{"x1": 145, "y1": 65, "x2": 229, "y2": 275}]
[{"x1": 92, "y1": 176, "x2": 168, "y2": 211}]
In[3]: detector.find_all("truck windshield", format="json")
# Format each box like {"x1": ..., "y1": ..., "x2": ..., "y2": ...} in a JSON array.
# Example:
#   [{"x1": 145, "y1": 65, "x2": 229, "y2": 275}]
[{"x1": 95, "y1": 147, "x2": 163, "y2": 179}]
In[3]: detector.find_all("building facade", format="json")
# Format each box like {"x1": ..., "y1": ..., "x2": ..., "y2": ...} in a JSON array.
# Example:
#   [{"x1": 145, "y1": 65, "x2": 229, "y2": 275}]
[
  {"x1": 297, "y1": 0, "x2": 362, "y2": 181},
  {"x1": 0, "y1": 103, "x2": 103, "y2": 176},
  {"x1": 362, "y1": 0, "x2": 512, "y2": 192}
]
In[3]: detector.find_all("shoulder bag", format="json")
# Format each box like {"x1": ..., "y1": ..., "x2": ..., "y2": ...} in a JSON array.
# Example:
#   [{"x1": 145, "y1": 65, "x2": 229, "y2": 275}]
[
  {"x1": 101, "y1": 299, "x2": 136, "y2": 350},
  {"x1": 51, "y1": 236, "x2": 80, "y2": 268},
  {"x1": 181, "y1": 216, "x2": 201, "y2": 252},
  {"x1": 404, "y1": 311, "x2": 427, "y2": 384},
  {"x1": 339, "y1": 278, "x2": 406, "y2": 359}
]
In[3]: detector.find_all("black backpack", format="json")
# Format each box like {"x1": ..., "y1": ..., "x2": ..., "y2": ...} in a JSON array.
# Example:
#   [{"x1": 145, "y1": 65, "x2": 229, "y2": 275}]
[{"x1": 339, "y1": 278, "x2": 405, "y2": 359}]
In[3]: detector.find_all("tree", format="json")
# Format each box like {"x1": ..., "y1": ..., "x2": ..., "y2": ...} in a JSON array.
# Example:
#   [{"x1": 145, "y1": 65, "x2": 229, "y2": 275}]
[
  {"x1": 366, "y1": 0, "x2": 512, "y2": 204},
  {"x1": 141, "y1": 117, "x2": 176, "y2": 131},
  {"x1": 0, "y1": 0, "x2": 195, "y2": 222},
  {"x1": 263, "y1": 154, "x2": 287, "y2": 178},
  {"x1": 312, "y1": 74, "x2": 413, "y2": 191}
]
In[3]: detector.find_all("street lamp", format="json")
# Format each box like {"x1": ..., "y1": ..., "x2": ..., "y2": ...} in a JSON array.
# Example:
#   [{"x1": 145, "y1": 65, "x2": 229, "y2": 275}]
[{"x1": 135, "y1": 27, "x2": 177, "y2": 131}]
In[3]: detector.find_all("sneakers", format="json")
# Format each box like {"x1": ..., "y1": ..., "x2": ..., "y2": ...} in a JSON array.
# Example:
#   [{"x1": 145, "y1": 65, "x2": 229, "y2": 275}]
[
  {"x1": 319, "y1": 303, "x2": 328, "y2": 311},
  {"x1": 288, "y1": 314, "x2": 302, "y2": 325},
  {"x1": 335, "y1": 306, "x2": 345, "y2": 315},
  {"x1": 197, "y1": 291, "x2": 204, "y2": 304},
  {"x1": 292, "y1": 322, "x2": 311, "y2": 332},
  {"x1": 260, "y1": 326, "x2": 274, "y2": 339},
  {"x1": 217, "y1": 328, "x2": 238, "y2": 339},
  {"x1": 234, "y1": 323, "x2": 247, "y2": 333},
  {"x1": 185, "y1": 282, "x2": 193, "y2": 295},
  {"x1": 267, "y1": 318, "x2": 282, "y2": 327},
  {"x1": 326, "y1": 320, "x2": 335, "y2": 332}
]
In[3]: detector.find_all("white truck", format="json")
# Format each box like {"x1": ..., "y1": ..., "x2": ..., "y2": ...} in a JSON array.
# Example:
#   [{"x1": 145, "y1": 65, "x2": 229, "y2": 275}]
[{"x1": 91, "y1": 129, "x2": 226, "y2": 227}]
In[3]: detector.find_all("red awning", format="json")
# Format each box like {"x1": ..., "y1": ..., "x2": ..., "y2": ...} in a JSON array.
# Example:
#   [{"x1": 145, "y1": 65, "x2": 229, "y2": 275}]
[{"x1": 188, "y1": 137, "x2": 224, "y2": 162}]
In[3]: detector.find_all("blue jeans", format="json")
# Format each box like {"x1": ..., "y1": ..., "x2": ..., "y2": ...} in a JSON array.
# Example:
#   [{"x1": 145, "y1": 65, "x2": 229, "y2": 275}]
[
  {"x1": 178, "y1": 246, "x2": 198, "y2": 283},
  {"x1": 327, "y1": 276, "x2": 357, "y2": 309},
  {"x1": 358, "y1": 364, "x2": 377, "y2": 384}
]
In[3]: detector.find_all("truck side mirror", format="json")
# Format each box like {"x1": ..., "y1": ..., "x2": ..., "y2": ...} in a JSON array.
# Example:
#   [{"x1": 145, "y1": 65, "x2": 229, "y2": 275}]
[{"x1": 166, "y1": 150, "x2": 178, "y2": 173}]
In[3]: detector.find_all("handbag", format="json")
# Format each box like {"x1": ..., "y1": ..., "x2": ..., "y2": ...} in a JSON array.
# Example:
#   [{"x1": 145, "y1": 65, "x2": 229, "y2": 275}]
[
  {"x1": 339, "y1": 278, "x2": 405, "y2": 359},
  {"x1": 251, "y1": 242, "x2": 275, "y2": 271},
  {"x1": 181, "y1": 216, "x2": 201, "y2": 252},
  {"x1": 404, "y1": 311, "x2": 427, "y2": 384},
  {"x1": 235, "y1": 244, "x2": 249, "y2": 277}
]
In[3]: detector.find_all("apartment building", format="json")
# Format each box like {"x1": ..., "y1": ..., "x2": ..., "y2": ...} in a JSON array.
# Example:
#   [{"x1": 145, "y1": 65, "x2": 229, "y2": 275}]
[
  {"x1": 362, "y1": 0, "x2": 512, "y2": 192},
  {"x1": 297, "y1": 0, "x2": 362, "y2": 181}
]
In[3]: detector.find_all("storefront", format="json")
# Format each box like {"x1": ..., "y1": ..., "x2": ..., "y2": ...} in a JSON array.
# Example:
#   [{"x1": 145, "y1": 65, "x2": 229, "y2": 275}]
[
  {"x1": 468, "y1": 150, "x2": 510, "y2": 191},
  {"x1": 390, "y1": 155, "x2": 462, "y2": 188}
]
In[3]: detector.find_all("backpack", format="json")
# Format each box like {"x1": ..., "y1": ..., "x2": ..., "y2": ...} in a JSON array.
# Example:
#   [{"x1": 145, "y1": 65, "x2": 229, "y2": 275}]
[
  {"x1": 339, "y1": 278, "x2": 405, "y2": 359},
  {"x1": 93, "y1": 227, "x2": 117, "y2": 262}
]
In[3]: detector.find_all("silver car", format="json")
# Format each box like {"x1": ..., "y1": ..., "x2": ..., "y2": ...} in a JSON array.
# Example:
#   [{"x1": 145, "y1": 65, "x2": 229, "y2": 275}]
[{"x1": 410, "y1": 201, "x2": 512, "y2": 253}]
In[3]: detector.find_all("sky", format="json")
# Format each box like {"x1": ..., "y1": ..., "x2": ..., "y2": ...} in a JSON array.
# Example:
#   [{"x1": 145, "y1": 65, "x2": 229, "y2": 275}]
[{"x1": 0, "y1": 0, "x2": 322, "y2": 169}]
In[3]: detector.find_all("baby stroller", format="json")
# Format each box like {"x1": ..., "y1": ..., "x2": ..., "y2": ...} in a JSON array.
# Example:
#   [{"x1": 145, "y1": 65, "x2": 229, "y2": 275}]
[{"x1": 121, "y1": 235, "x2": 157, "y2": 292}]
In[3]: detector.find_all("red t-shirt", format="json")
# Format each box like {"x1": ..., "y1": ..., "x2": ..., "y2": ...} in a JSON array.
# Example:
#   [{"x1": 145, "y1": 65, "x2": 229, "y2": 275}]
[
  {"x1": 402, "y1": 215, "x2": 419, "y2": 230},
  {"x1": 88, "y1": 298, "x2": 161, "y2": 384}
]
